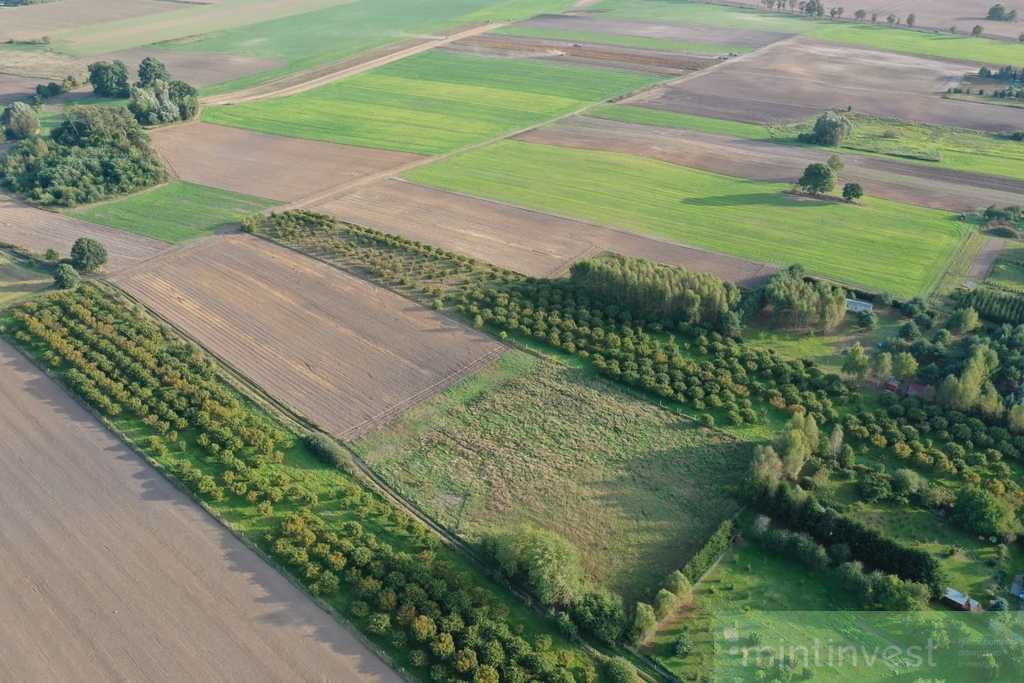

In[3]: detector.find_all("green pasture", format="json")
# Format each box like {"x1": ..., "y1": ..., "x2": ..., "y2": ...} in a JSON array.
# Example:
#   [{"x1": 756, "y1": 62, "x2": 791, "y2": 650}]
[
  {"x1": 202, "y1": 50, "x2": 661, "y2": 154},
  {"x1": 406, "y1": 140, "x2": 968, "y2": 297},
  {"x1": 159, "y1": 0, "x2": 578, "y2": 95},
  {"x1": 352, "y1": 350, "x2": 748, "y2": 601},
  {"x1": 67, "y1": 182, "x2": 278, "y2": 244},
  {"x1": 495, "y1": 25, "x2": 752, "y2": 54},
  {"x1": 0, "y1": 252, "x2": 50, "y2": 309}
]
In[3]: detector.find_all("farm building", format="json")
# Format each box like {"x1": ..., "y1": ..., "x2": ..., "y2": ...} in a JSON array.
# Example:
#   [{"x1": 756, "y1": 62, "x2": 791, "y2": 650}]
[
  {"x1": 942, "y1": 588, "x2": 984, "y2": 612},
  {"x1": 846, "y1": 299, "x2": 874, "y2": 313}
]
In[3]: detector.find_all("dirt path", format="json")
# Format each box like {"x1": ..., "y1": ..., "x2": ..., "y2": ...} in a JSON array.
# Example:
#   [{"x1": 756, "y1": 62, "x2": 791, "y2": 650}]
[
  {"x1": 203, "y1": 22, "x2": 504, "y2": 106},
  {"x1": 0, "y1": 340, "x2": 401, "y2": 683},
  {"x1": 968, "y1": 236, "x2": 1006, "y2": 282}
]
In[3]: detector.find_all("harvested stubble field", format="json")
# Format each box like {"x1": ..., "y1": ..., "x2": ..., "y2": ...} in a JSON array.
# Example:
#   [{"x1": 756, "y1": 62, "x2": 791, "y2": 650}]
[
  {"x1": 519, "y1": 116, "x2": 1024, "y2": 212},
  {"x1": 626, "y1": 38, "x2": 1024, "y2": 133},
  {"x1": 353, "y1": 351, "x2": 748, "y2": 600},
  {"x1": 201, "y1": 49, "x2": 662, "y2": 154},
  {"x1": 67, "y1": 182, "x2": 280, "y2": 245},
  {"x1": 444, "y1": 34, "x2": 715, "y2": 74},
  {"x1": 0, "y1": 340, "x2": 400, "y2": 683},
  {"x1": 102, "y1": 48, "x2": 284, "y2": 90},
  {"x1": 318, "y1": 178, "x2": 777, "y2": 286},
  {"x1": 151, "y1": 123, "x2": 423, "y2": 202},
  {"x1": 0, "y1": 195, "x2": 169, "y2": 273},
  {"x1": 0, "y1": 0, "x2": 176, "y2": 43},
  {"x1": 111, "y1": 234, "x2": 504, "y2": 440},
  {"x1": 405, "y1": 140, "x2": 967, "y2": 297}
]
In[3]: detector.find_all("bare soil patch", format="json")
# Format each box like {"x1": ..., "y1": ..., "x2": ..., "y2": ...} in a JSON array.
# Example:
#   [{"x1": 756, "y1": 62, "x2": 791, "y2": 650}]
[
  {"x1": 111, "y1": 234, "x2": 504, "y2": 440},
  {"x1": 0, "y1": 0, "x2": 175, "y2": 43},
  {"x1": 317, "y1": 178, "x2": 777, "y2": 286},
  {"x1": 104, "y1": 47, "x2": 283, "y2": 89},
  {"x1": 0, "y1": 339, "x2": 400, "y2": 683},
  {"x1": 969, "y1": 236, "x2": 1006, "y2": 281},
  {"x1": 626, "y1": 37, "x2": 1024, "y2": 132},
  {"x1": 150, "y1": 123, "x2": 423, "y2": 202},
  {"x1": 517, "y1": 12, "x2": 793, "y2": 48},
  {"x1": 0, "y1": 195, "x2": 169, "y2": 273},
  {"x1": 0, "y1": 73, "x2": 39, "y2": 105},
  {"x1": 447, "y1": 34, "x2": 714, "y2": 74},
  {"x1": 519, "y1": 116, "x2": 1024, "y2": 212}
]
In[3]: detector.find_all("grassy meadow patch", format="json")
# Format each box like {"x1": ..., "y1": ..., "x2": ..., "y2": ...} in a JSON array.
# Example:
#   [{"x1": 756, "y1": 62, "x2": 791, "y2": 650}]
[
  {"x1": 67, "y1": 182, "x2": 279, "y2": 244},
  {"x1": 202, "y1": 50, "x2": 661, "y2": 154},
  {"x1": 406, "y1": 140, "x2": 968, "y2": 297},
  {"x1": 352, "y1": 350, "x2": 748, "y2": 601},
  {"x1": 0, "y1": 252, "x2": 50, "y2": 309}
]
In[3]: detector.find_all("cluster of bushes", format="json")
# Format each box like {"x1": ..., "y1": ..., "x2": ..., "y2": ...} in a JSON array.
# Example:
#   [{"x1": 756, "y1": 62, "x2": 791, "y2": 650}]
[
  {"x1": 748, "y1": 483, "x2": 945, "y2": 594},
  {"x1": 460, "y1": 279, "x2": 851, "y2": 427},
  {"x1": 87, "y1": 57, "x2": 198, "y2": 125},
  {"x1": 274, "y1": 514, "x2": 598, "y2": 682},
  {"x1": 0, "y1": 105, "x2": 166, "y2": 205},
  {"x1": 797, "y1": 111, "x2": 852, "y2": 147},
  {"x1": 749, "y1": 516, "x2": 930, "y2": 610},
  {"x1": 567, "y1": 255, "x2": 742, "y2": 333},
  {"x1": 759, "y1": 265, "x2": 847, "y2": 331}
]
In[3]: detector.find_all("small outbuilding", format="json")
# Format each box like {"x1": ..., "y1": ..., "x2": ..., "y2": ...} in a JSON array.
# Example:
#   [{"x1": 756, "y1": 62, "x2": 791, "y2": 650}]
[
  {"x1": 942, "y1": 587, "x2": 984, "y2": 612},
  {"x1": 846, "y1": 299, "x2": 874, "y2": 313}
]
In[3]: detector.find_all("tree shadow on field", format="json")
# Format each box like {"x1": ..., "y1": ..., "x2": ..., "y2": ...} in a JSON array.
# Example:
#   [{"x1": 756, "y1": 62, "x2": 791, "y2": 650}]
[{"x1": 681, "y1": 192, "x2": 819, "y2": 208}]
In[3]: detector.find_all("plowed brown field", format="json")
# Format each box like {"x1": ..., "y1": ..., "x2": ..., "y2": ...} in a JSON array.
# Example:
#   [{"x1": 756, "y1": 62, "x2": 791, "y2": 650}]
[
  {"x1": 317, "y1": 179, "x2": 777, "y2": 286},
  {"x1": 627, "y1": 37, "x2": 1023, "y2": 132},
  {"x1": 0, "y1": 195, "x2": 169, "y2": 273},
  {"x1": 112, "y1": 234, "x2": 504, "y2": 440},
  {"x1": 151, "y1": 123, "x2": 423, "y2": 202},
  {"x1": 518, "y1": 116, "x2": 1024, "y2": 212},
  {"x1": 0, "y1": 340, "x2": 400, "y2": 683},
  {"x1": 0, "y1": 0, "x2": 174, "y2": 42}
]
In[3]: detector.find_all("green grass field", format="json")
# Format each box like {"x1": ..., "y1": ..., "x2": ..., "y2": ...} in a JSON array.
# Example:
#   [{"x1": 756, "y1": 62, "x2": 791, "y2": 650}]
[
  {"x1": 160, "y1": 0, "x2": 578, "y2": 95},
  {"x1": 494, "y1": 25, "x2": 752, "y2": 54},
  {"x1": 987, "y1": 241, "x2": 1024, "y2": 292},
  {"x1": 592, "y1": 0, "x2": 1024, "y2": 63},
  {"x1": 0, "y1": 252, "x2": 50, "y2": 308},
  {"x1": 352, "y1": 350, "x2": 748, "y2": 601},
  {"x1": 202, "y1": 50, "x2": 661, "y2": 154},
  {"x1": 406, "y1": 140, "x2": 968, "y2": 297},
  {"x1": 67, "y1": 182, "x2": 279, "y2": 244}
]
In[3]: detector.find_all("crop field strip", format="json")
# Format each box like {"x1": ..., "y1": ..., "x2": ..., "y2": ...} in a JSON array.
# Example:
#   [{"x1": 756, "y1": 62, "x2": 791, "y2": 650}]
[
  {"x1": 0, "y1": 339, "x2": 401, "y2": 683},
  {"x1": 0, "y1": 195, "x2": 169, "y2": 274},
  {"x1": 201, "y1": 49, "x2": 664, "y2": 154},
  {"x1": 111, "y1": 234, "x2": 505, "y2": 441},
  {"x1": 518, "y1": 116, "x2": 1024, "y2": 212},
  {"x1": 404, "y1": 139, "x2": 968, "y2": 298},
  {"x1": 353, "y1": 350, "x2": 748, "y2": 601},
  {"x1": 624, "y1": 37, "x2": 1024, "y2": 134},
  {"x1": 66, "y1": 182, "x2": 280, "y2": 245},
  {"x1": 317, "y1": 178, "x2": 778, "y2": 285}
]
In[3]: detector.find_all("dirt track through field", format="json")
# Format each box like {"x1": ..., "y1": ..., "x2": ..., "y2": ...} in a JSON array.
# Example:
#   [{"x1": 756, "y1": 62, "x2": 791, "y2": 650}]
[
  {"x1": 626, "y1": 37, "x2": 1024, "y2": 132},
  {"x1": 0, "y1": 195, "x2": 169, "y2": 273},
  {"x1": 969, "y1": 237, "x2": 1006, "y2": 281},
  {"x1": 112, "y1": 234, "x2": 504, "y2": 440},
  {"x1": 203, "y1": 22, "x2": 504, "y2": 106},
  {"x1": 316, "y1": 178, "x2": 777, "y2": 286},
  {"x1": 151, "y1": 123, "x2": 423, "y2": 202},
  {"x1": 0, "y1": 340, "x2": 401, "y2": 683},
  {"x1": 518, "y1": 116, "x2": 1024, "y2": 212}
]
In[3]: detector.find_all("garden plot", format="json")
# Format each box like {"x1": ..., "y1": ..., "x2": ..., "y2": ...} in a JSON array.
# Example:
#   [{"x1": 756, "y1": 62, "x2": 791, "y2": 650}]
[
  {"x1": 317, "y1": 178, "x2": 777, "y2": 286},
  {"x1": 150, "y1": 123, "x2": 423, "y2": 202},
  {"x1": 519, "y1": 116, "x2": 1024, "y2": 212},
  {"x1": 111, "y1": 234, "x2": 504, "y2": 440},
  {"x1": 0, "y1": 195, "x2": 168, "y2": 273},
  {"x1": 627, "y1": 37, "x2": 1024, "y2": 133},
  {"x1": 0, "y1": 340, "x2": 400, "y2": 683}
]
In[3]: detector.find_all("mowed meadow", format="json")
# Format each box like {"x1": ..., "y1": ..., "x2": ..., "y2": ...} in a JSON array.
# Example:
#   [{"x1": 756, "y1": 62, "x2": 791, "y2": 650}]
[
  {"x1": 406, "y1": 140, "x2": 968, "y2": 297},
  {"x1": 202, "y1": 50, "x2": 662, "y2": 154}
]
